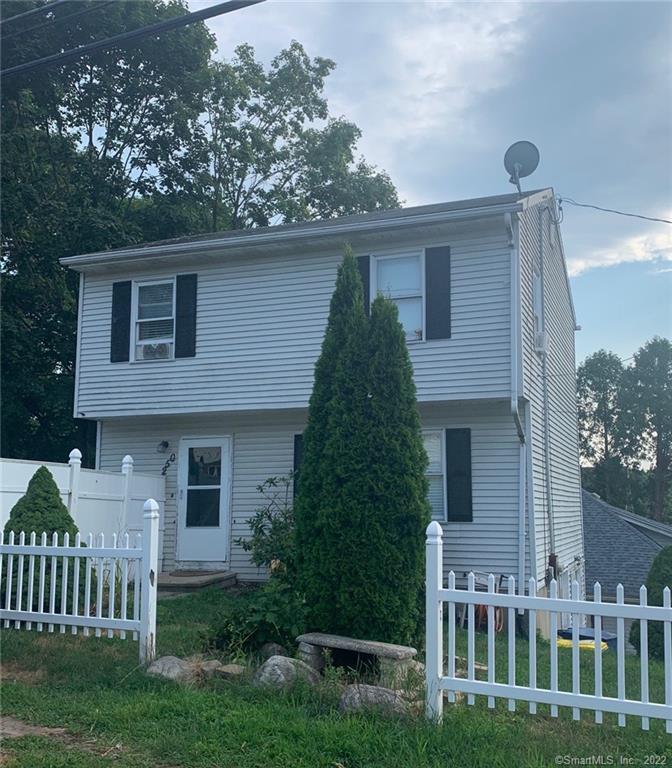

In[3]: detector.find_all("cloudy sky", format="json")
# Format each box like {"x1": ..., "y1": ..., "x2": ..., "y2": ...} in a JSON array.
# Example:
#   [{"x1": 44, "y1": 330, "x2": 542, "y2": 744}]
[{"x1": 197, "y1": 0, "x2": 671, "y2": 363}]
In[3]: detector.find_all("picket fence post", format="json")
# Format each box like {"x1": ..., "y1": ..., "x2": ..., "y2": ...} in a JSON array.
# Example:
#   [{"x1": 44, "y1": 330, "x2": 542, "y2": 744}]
[
  {"x1": 120, "y1": 455, "x2": 134, "y2": 534},
  {"x1": 68, "y1": 449, "x2": 82, "y2": 519},
  {"x1": 425, "y1": 521, "x2": 444, "y2": 721},
  {"x1": 139, "y1": 499, "x2": 159, "y2": 665}
]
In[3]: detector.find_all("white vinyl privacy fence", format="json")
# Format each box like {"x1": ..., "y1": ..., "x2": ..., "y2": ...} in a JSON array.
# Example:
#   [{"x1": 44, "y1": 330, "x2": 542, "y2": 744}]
[
  {"x1": 0, "y1": 450, "x2": 165, "y2": 569},
  {"x1": 425, "y1": 521, "x2": 672, "y2": 731},
  {"x1": 0, "y1": 499, "x2": 160, "y2": 663}
]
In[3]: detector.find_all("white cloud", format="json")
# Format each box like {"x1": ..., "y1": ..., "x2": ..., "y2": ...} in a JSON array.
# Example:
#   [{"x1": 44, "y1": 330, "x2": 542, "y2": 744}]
[{"x1": 568, "y1": 224, "x2": 672, "y2": 276}]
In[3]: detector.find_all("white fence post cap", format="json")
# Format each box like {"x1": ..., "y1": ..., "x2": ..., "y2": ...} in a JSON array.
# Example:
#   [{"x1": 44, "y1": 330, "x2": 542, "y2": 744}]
[
  {"x1": 69, "y1": 448, "x2": 82, "y2": 463},
  {"x1": 426, "y1": 520, "x2": 443, "y2": 538},
  {"x1": 143, "y1": 498, "x2": 160, "y2": 518},
  {"x1": 122, "y1": 454, "x2": 134, "y2": 466}
]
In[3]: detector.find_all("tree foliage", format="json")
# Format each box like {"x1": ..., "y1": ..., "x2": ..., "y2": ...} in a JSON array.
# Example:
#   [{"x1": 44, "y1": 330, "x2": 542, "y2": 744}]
[
  {"x1": 629, "y1": 545, "x2": 672, "y2": 660},
  {"x1": 294, "y1": 251, "x2": 429, "y2": 645},
  {"x1": 1, "y1": 2, "x2": 400, "y2": 464},
  {"x1": 4, "y1": 466, "x2": 78, "y2": 539},
  {"x1": 578, "y1": 338, "x2": 672, "y2": 522},
  {"x1": 617, "y1": 338, "x2": 672, "y2": 522},
  {"x1": 577, "y1": 350, "x2": 624, "y2": 464}
]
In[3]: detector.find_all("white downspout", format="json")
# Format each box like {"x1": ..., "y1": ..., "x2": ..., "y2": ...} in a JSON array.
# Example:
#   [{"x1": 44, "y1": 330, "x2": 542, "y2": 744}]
[
  {"x1": 539, "y1": 207, "x2": 556, "y2": 559},
  {"x1": 506, "y1": 213, "x2": 527, "y2": 598}
]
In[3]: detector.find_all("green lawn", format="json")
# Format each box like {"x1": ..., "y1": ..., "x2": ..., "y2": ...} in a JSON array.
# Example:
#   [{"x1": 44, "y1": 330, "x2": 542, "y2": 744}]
[{"x1": 1, "y1": 588, "x2": 670, "y2": 768}]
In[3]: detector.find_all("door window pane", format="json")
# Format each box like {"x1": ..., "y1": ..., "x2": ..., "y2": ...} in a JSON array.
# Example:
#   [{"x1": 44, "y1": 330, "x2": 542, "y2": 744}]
[
  {"x1": 377, "y1": 255, "x2": 421, "y2": 296},
  {"x1": 186, "y1": 488, "x2": 220, "y2": 527},
  {"x1": 394, "y1": 297, "x2": 423, "y2": 340},
  {"x1": 188, "y1": 447, "x2": 221, "y2": 486}
]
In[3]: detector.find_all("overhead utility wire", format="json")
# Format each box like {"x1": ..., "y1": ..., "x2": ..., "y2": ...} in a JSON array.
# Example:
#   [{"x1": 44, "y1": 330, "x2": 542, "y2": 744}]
[
  {"x1": 0, "y1": 0, "x2": 72, "y2": 27},
  {"x1": 2, "y1": 2, "x2": 115, "y2": 43},
  {"x1": 558, "y1": 196, "x2": 671, "y2": 225},
  {"x1": 1, "y1": 0, "x2": 265, "y2": 78}
]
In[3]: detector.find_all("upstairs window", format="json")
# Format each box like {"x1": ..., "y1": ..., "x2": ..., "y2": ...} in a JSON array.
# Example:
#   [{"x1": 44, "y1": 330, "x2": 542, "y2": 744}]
[
  {"x1": 374, "y1": 252, "x2": 424, "y2": 341},
  {"x1": 133, "y1": 280, "x2": 175, "y2": 360}
]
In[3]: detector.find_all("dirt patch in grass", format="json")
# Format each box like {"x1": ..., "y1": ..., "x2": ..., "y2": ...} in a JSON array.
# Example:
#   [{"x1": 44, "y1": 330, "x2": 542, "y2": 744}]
[
  {"x1": 0, "y1": 716, "x2": 173, "y2": 765},
  {"x1": 0, "y1": 664, "x2": 45, "y2": 685}
]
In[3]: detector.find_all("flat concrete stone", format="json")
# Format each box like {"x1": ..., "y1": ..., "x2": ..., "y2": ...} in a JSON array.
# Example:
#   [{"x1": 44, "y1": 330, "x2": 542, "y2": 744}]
[
  {"x1": 158, "y1": 571, "x2": 237, "y2": 592},
  {"x1": 339, "y1": 684, "x2": 409, "y2": 715},
  {"x1": 296, "y1": 632, "x2": 417, "y2": 661}
]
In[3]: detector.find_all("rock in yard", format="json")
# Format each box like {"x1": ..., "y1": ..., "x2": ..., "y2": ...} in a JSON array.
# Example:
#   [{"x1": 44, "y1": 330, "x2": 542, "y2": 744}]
[
  {"x1": 338, "y1": 684, "x2": 409, "y2": 716},
  {"x1": 259, "y1": 642, "x2": 288, "y2": 660},
  {"x1": 253, "y1": 655, "x2": 319, "y2": 689},
  {"x1": 216, "y1": 663, "x2": 247, "y2": 679},
  {"x1": 147, "y1": 656, "x2": 195, "y2": 683},
  {"x1": 198, "y1": 660, "x2": 225, "y2": 678}
]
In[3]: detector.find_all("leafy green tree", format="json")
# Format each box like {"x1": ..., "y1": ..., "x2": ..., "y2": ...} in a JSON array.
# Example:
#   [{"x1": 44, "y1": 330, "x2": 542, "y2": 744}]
[
  {"x1": 294, "y1": 253, "x2": 429, "y2": 644},
  {"x1": 629, "y1": 545, "x2": 672, "y2": 659},
  {"x1": 195, "y1": 42, "x2": 400, "y2": 230},
  {"x1": 577, "y1": 350, "x2": 624, "y2": 466},
  {"x1": 618, "y1": 338, "x2": 672, "y2": 522}
]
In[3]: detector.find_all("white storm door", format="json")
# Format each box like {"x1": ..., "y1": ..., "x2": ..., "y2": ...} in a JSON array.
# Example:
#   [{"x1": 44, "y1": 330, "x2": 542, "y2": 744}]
[{"x1": 177, "y1": 438, "x2": 231, "y2": 563}]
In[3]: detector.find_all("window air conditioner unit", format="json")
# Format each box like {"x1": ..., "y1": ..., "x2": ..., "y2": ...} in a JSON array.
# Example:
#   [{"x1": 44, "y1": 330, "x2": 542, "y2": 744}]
[{"x1": 534, "y1": 330, "x2": 550, "y2": 355}]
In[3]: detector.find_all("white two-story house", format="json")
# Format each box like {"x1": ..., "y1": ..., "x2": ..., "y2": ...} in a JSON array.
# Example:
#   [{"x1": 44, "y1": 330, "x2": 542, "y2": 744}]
[{"x1": 62, "y1": 188, "x2": 584, "y2": 597}]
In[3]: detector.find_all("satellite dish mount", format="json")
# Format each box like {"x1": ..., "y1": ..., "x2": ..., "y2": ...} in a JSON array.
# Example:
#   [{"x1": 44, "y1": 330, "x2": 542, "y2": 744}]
[{"x1": 504, "y1": 141, "x2": 540, "y2": 195}]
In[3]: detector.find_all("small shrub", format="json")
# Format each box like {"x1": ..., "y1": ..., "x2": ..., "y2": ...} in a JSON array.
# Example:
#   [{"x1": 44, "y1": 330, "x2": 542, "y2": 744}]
[
  {"x1": 207, "y1": 580, "x2": 307, "y2": 657},
  {"x1": 235, "y1": 476, "x2": 295, "y2": 578},
  {"x1": 2, "y1": 466, "x2": 86, "y2": 614},
  {"x1": 630, "y1": 545, "x2": 672, "y2": 659}
]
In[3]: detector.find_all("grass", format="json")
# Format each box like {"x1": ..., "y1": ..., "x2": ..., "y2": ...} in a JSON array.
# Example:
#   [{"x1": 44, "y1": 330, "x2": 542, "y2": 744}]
[{"x1": 0, "y1": 588, "x2": 670, "y2": 768}]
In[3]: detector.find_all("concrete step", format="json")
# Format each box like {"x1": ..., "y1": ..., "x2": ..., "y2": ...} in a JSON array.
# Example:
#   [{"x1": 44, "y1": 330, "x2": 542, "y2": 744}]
[{"x1": 158, "y1": 570, "x2": 237, "y2": 592}]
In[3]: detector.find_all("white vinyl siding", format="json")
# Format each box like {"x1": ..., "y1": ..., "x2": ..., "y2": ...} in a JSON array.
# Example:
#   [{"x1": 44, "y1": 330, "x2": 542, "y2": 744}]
[
  {"x1": 75, "y1": 220, "x2": 512, "y2": 418},
  {"x1": 98, "y1": 400, "x2": 521, "y2": 584}
]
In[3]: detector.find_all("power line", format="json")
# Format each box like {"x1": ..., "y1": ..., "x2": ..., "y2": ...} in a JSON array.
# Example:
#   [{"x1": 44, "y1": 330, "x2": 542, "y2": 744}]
[
  {"x1": 0, "y1": 0, "x2": 73, "y2": 27},
  {"x1": 2, "y1": 1, "x2": 115, "y2": 43},
  {"x1": 1, "y1": 0, "x2": 265, "y2": 78},
  {"x1": 558, "y1": 196, "x2": 672, "y2": 225}
]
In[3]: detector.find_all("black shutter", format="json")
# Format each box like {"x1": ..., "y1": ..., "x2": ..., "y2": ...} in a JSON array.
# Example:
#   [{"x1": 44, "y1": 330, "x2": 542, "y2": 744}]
[
  {"x1": 445, "y1": 428, "x2": 472, "y2": 522},
  {"x1": 425, "y1": 246, "x2": 451, "y2": 339},
  {"x1": 175, "y1": 273, "x2": 197, "y2": 358},
  {"x1": 357, "y1": 255, "x2": 370, "y2": 316},
  {"x1": 110, "y1": 281, "x2": 131, "y2": 362},
  {"x1": 293, "y1": 433, "x2": 303, "y2": 498}
]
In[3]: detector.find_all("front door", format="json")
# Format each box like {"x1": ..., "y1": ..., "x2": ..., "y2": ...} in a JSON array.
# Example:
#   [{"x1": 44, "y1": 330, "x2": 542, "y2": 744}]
[{"x1": 177, "y1": 438, "x2": 231, "y2": 563}]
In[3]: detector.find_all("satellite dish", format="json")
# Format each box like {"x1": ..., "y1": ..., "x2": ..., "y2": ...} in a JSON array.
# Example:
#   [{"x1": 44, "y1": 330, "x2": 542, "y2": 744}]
[{"x1": 504, "y1": 141, "x2": 540, "y2": 194}]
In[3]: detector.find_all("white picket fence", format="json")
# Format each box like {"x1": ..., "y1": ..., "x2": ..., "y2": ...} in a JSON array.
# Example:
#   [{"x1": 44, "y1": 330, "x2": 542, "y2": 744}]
[
  {"x1": 0, "y1": 499, "x2": 160, "y2": 663},
  {"x1": 425, "y1": 521, "x2": 672, "y2": 731}
]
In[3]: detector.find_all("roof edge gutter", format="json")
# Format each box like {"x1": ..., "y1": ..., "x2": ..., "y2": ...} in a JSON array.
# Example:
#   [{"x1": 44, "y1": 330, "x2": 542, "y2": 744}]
[{"x1": 61, "y1": 201, "x2": 524, "y2": 270}]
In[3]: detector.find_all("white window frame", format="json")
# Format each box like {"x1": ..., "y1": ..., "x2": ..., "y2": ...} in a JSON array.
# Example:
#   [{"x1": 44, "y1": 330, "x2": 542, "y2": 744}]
[
  {"x1": 423, "y1": 429, "x2": 446, "y2": 522},
  {"x1": 131, "y1": 277, "x2": 176, "y2": 362},
  {"x1": 370, "y1": 249, "x2": 426, "y2": 342}
]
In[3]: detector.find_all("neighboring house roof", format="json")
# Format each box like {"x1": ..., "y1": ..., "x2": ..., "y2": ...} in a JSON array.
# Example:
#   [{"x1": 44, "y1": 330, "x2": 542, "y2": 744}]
[
  {"x1": 60, "y1": 188, "x2": 553, "y2": 271},
  {"x1": 582, "y1": 490, "x2": 664, "y2": 601},
  {"x1": 610, "y1": 505, "x2": 672, "y2": 549}
]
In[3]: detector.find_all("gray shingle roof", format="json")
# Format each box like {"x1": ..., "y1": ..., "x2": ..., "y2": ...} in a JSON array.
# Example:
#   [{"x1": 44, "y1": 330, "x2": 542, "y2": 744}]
[{"x1": 582, "y1": 490, "x2": 662, "y2": 601}]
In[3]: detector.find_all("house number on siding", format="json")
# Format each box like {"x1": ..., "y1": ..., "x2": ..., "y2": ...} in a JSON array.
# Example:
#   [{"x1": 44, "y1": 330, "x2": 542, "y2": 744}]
[{"x1": 161, "y1": 453, "x2": 176, "y2": 476}]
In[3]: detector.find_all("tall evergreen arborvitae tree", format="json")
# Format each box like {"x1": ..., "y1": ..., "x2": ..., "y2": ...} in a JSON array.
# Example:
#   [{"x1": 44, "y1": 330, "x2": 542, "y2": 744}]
[{"x1": 294, "y1": 253, "x2": 429, "y2": 645}]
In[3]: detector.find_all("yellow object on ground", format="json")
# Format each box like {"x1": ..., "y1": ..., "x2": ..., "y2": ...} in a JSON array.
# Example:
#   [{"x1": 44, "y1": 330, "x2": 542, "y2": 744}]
[{"x1": 556, "y1": 638, "x2": 609, "y2": 651}]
